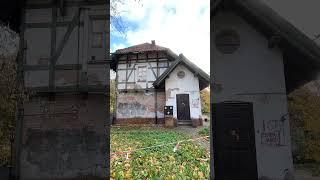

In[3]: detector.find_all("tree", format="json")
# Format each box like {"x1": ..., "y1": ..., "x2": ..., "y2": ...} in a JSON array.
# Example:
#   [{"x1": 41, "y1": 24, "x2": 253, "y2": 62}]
[
  {"x1": 110, "y1": 79, "x2": 116, "y2": 113},
  {"x1": 0, "y1": 24, "x2": 23, "y2": 166},
  {"x1": 288, "y1": 84, "x2": 320, "y2": 163},
  {"x1": 200, "y1": 88, "x2": 210, "y2": 115}
]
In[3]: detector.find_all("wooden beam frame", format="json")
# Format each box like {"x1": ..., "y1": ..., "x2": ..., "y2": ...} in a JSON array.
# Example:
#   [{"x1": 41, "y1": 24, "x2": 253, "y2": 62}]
[
  {"x1": 24, "y1": 64, "x2": 82, "y2": 71},
  {"x1": 26, "y1": 85, "x2": 107, "y2": 93},
  {"x1": 25, "y1": 0, "x2": 107, "y2": 9},
  {"x1": 146, "y1": 52, "x2": 157, "y2": 79},
  {"x1": 49, "y1": 5, "x2": 57, "y2": 91},
  {"x1": 25, "y1": 21, "x2": 84, "y2": 28}
]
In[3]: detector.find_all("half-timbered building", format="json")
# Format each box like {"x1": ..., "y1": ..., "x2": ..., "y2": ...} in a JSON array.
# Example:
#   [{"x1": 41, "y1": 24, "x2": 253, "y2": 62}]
[{"x1": 111, "y1": 41, "x2": 210, "y2": 126}]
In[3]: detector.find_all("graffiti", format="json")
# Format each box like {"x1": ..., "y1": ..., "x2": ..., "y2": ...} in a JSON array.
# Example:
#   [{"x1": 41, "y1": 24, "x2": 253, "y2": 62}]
[
  {"x1": 261, "y1": 132, "x2": 280, "y2": 145},
  {"x1": 264, "y1": 120, "x2": 283, "y2": 132},
  {"x1": 117, "y1": 102, "x2": 155, "y2": 117},
  {"x1": 191, "y1": 98, "x2": 200, "y2": 108},
  {"x1": 261, "y1": 120, "x2": 285, "y2": 146},
  {"x1": 122, "y1": 96, "x2": 136, "y2": 102},
  {"x1": 117, "y1": 92, "x2": 161, "y2": 118}
]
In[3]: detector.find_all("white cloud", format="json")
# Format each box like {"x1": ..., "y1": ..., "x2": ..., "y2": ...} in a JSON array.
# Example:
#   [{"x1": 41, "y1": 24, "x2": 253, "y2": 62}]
[
  {"x1": 111, "y1": 43, "x2": 126, "y2": 53},
  {"x1": 115, "y1": 0, "x2": 210, "y2": 74}
]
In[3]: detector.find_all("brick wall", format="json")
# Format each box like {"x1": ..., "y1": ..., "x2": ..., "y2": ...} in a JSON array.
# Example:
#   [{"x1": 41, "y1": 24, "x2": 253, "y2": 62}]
[{"x1": 20, "y1": 93, "x2": 108, "y2": 179}]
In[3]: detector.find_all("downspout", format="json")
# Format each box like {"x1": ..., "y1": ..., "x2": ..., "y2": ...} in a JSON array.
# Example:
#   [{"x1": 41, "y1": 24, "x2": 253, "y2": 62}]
[
  {"x1": 113, "y1": 55, "x2": 119, "y2": 125},
  {"x1": 15, "y1": 0, "x2": 25, "y2": 178},
  {"x1": 155, "y1": 89, "x2": 158, "y2": 124},
  {"x1": 155, "y1": 51, "x2": 159, "y2": 124}
]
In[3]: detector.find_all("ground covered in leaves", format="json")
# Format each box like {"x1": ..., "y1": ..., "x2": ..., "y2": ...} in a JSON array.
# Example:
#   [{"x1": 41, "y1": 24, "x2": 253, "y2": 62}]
[{"x1": 110, "y1": 126, "x2": 210, "y2": 179}]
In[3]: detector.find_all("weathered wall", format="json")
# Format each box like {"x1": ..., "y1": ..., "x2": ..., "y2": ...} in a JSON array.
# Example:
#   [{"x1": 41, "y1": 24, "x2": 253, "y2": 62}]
[
  {"x1": 23, "y1": 2, "x2": 108, "y2": 89},
  {"x1": 19, "y1": 1, "x2": 109, "y2": 179},
  {"x1": 0, "y1": 25, "x2": 19, "y2": 60},
  {"x1": 21, "y1": 93, "x2": 107, "y2": 179},
  {"x1": 115, "y1": 91, "x2": 165, "y2": 123},
  {"x1": 212, "y1": 11, "x2": 293, "y2": 180},
  {"x1": 165, "y1": 64, "x2": 202, "y2": 119},
  {"x1": 117, "y1": 51, "x2": 171, "y2": 90}
]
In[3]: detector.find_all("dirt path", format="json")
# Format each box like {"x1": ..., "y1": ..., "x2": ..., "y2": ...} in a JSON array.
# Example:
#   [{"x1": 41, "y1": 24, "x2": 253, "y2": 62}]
[{"x1": 174, "y1": 120, "x2": 210, "y2": 152}]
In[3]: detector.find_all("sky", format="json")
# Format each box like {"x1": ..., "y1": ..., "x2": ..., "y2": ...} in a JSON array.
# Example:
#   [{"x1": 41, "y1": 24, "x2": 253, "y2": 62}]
[
  {"x1": 262, "y1": 0, "x2": 320, "y2": 43},
  {"x1": 110, "y1": 0, "x2": 210, "y2": 75},
  {"x1": 110, "y1": 0, "x2": 320, "y2": 79}
]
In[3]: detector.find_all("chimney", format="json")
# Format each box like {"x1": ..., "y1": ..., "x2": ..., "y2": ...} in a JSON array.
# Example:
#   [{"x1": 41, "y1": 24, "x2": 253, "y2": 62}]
[{"x1": 151, "y1": 40, "x2": 155, "y2": 45}]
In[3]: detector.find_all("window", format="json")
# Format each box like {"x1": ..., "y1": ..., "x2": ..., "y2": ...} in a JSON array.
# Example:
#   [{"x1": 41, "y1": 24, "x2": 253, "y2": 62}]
[
  {"x1": 137, "y1": 66, "x2": 147, "y2": 82},
  {"x1": 215, "y1": 29, "x2": 240, "y2": 54},
  {"x1": 177, "y1": 71, "x2": 185, "y2": 79}
]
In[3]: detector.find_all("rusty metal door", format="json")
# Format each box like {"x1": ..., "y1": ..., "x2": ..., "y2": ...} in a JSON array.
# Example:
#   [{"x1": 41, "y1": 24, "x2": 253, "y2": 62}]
[
  {"x1": 176, "y1": 94, "x2": 191, "y2": 120},
  {"x1": 213, "y1": 101, "x2": 258, "y2": 180}
]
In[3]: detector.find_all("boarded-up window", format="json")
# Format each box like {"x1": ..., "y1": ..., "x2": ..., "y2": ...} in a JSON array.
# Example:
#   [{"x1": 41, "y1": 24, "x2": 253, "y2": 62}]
[{"x1": 137, "y1": 66, "x2": 147, "y2": 82}]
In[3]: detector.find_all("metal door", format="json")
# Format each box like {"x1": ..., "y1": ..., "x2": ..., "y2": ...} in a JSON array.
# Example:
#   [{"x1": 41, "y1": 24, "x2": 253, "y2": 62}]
[
  {"x1": 176, "y1": 94, "x2": 191, "y2": 120},
  {"x1": 213, "y1": 101, "x2": 258, "y2": 180}
]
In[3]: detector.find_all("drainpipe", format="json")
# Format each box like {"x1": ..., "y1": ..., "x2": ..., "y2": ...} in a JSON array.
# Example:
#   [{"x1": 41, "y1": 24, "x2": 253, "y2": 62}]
[{"x1": 155, "y1": 89, "x2": 158, "y2": 124}]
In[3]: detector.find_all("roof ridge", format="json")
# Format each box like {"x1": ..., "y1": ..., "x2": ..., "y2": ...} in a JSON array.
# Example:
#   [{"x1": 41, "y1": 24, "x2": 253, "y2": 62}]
[
  {"x1": 115, "y1": 41, "x2": 169, "y2": 54},
  {"x1": 153, "y1": 54, "x2": 209, "y2": 90}
]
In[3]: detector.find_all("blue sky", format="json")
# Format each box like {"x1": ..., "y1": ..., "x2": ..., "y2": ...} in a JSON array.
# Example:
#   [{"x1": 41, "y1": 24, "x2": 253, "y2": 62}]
[{"x1": 110, "y1": 0, "x2": 210, "y2": 74}]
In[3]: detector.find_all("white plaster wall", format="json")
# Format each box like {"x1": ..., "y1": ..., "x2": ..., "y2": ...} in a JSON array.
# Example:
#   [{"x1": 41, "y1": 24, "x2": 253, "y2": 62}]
[
  {"x1": 212, "y1": 11, "x2": 293, "y2": 180},
  {"x1": 165, "y1": 64, "x2": 202, "y2": 119}
]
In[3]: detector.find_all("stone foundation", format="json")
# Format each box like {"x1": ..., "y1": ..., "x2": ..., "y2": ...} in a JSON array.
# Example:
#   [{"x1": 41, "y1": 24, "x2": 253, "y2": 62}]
[
  {"x1": 192, "y1": 118, "x2": 203, "y2": 127},
  {"x1": 114, "y1": 118, "x2": 165, "y2": 125},
  {"x1": 164, "y1": 116, "x2": 177, "y2": 128},
  {"x1": 20, "y1": 94, "x2": 108, "y2": 179}
]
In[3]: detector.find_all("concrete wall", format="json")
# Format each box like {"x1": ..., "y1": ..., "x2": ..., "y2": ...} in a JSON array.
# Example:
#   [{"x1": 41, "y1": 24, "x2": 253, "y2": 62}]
[
  {"x1": 21, "y1": 94, "x2": 107, "y2": 179},
  {"x1": 115, "y1": 91, "x2": 166, "y2": 124},
  {"x1": 212, "y1": 11, "x2": 293, "y2": 180},
  {"x1": 165, "y1": 64, "x2": 202, "y2": 120}
]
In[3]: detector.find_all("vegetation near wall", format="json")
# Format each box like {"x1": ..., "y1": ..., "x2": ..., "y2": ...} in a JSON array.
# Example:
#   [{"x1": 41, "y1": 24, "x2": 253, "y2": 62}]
[
  {"x1": 288, "y1": 83, "x2": 320, "y2": 164},
  {"x1": 110, "y1": 79, "x2": 116, "y2": 114},
  {"x1": 0, "y1": 25, "x2": 21, "y2": 166},
  {"x1": 200, "y1": 88, "x2": 210, "y2": 115}
]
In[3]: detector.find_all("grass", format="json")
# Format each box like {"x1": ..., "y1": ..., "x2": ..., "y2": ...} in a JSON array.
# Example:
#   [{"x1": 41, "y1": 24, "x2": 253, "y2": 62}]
[
  {"x1": 295, "y1": 163, "x2": 320, "y2": 176},
  {"x1": 110, "y1": 126, "x2": 210, "y2": 179},
  {"x1": 198, "y1": 127, "x2": 209, "y2": 136}
]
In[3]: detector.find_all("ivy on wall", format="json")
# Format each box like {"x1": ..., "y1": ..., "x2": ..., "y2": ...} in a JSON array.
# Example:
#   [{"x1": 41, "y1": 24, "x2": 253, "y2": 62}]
[{"x1": 288, "y1": 83, "x2": 320, "y2": 163}]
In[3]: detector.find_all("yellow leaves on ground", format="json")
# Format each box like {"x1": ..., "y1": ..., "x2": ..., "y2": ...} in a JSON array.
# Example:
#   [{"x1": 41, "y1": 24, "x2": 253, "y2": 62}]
[{"x1": 110, "y1": 126, "x2": 210, "y2": 179}]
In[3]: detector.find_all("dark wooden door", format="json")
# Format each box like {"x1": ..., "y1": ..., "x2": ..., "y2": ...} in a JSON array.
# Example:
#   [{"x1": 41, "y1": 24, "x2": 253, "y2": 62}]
[
  {"x1": 213, "y1": 102, "x2": 258, "y2": 180},
  {"x1": 176, "y1": 94, "x2": 191, "y2": 120}
]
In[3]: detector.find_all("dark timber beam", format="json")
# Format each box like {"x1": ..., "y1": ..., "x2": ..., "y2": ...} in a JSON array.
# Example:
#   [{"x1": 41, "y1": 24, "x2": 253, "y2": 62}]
[
  {"x1": 146, "y1": 53, "x2": 157, "y2": 79},
  {"x1": 49, "y1": 5, "x2": 57, "y2": 91},
  {"x1": 126, "y1": 63, "x2": 136, "y2": 81},
  {"x1": 125, "y1": 54, "x2": 128, "y2": 89},
  {"x1": 24, "y1": 64, "x2": 82, "y2": 71},
  {"x1": 25, "y1": 0, "x2": 107, "y2": 9},
  {"x1": 25, "y1": 21, "x2": 84, "y2": 28}
]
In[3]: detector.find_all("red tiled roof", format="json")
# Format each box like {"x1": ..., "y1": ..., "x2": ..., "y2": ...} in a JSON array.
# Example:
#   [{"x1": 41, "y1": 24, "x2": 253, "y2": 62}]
[{"x1": 115, "y1": 42, "x2": 168, "y2": 54}]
